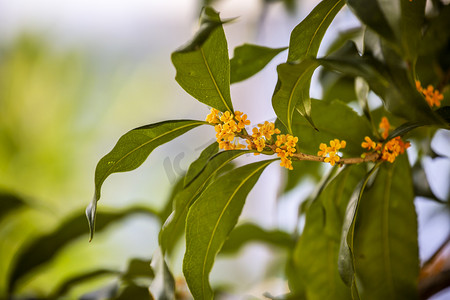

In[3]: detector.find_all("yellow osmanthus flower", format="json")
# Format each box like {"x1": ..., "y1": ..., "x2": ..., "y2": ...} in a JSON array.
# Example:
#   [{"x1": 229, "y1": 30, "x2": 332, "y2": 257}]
[
  {"x1": 415, "y1": 80, "x2": 444, "y2": 107},
  {"x1": 206, "y1": 109, "x2": 298, "y2": 170},
  {"x1": 317, "y1": 139, "x2": 346, "y2": 166},
  {"x1": 361, "y1": 117, "x2": 410, "y2": 163}
]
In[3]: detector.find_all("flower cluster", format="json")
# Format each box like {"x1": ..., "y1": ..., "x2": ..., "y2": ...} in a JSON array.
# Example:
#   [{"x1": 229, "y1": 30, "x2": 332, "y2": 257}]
[
  {"x1": 206, "y1": 108, "x2": 249, "y2": 150},
  {"x1": 361, "y1": 117, "x2": 410, "y2": 163},
  {"x1": 317, "y1": 139, "x2": 347, "y2": 166},
  {"x1": 415, "y1": 80, "x2": 444, "y2": 107},
  {"x1": 206, "y1": 109, "x2": 298, "y2": 170},
  {"x1": 274, "y1": 134, "x2": 298, "y2": 170}
]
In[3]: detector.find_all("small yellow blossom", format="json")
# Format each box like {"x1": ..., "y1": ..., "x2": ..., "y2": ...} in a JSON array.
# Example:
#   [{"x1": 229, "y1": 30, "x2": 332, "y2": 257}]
[
  {"x1": 415, "y1": 80, "x2": 444, "y2": 107},
  {"x1": 361, "y1": 136, "x2": 377, "y2": 150},
  {"x1": 317, "y1": 139, "x2": 346, "y2": 166},
  {"x1": 206, "y1": 108, "x2": 220, "y2": 124}
]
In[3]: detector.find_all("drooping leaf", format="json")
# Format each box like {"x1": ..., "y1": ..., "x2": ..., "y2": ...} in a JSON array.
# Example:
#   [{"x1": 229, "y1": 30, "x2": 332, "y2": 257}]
[
  {"x1": 172, "y1": 7, "x2": 234, "y2": 112},
  {"x1": 337, "y1": 163, "x2": 380, "y2": 287},
  {"x1": 0, "y1": 191, "x2": 26, "y2": 220},
  {"x1": 291, "y1": 99, "x2": 372, "y2": 156},
  {"x1": 272, "y1": 60, "x2": 319, "y2": 133},
  {"x1": 159, "y1": 150, "x2": 250, "y2": 253},
  {"x1": 184, "y1": 142, "x2": 218, "y2": 187},
  {"x1": 183, "y1": 160, "x2": 274, "y2": 300},
  {"x1": 149, "y1": 248, "x2": 175, "y2": 300},
  {"x1": 87, "y1": 120, "x2": 206, "y2": 241},
  {"x1": 9, "y1": 206, "x2": 158, "y2": 292},
  {"x1": 287, "y1": 0, "x2": 345, "y2": 62},
  {"x1": 220, "y1": 223, "x2": 295, "y2": 255},
  {"x1": 230, "y1": 44, "x2": 287, "y2": 84},
  {"x1": 353, "y1": 155, "x2": 419, "y2": 299},
  {"x1": 290, "y1": 165, "x2": 365, "y2": 298}
]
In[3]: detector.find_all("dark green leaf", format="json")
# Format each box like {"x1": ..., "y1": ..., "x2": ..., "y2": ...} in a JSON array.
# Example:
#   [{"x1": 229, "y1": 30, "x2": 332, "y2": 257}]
[
  {"x1": 338, "y1": 163, "x2": 380, "y2": 287},
  {"x1": 292, "y1": 99, "x2": 372, "y2": 156},
  {"x1": 419, "y1": 5, "x2": 450, "y2": 55},
  {"x1": 183, "y1": 160, "x2": 274, "y2": 300},
  {"x1": 436, "y1": 106, "x2": 450, "y2": 124},
  {"x1": 272, "y1": 60, "x2": 319, "y2": 133},
  {"x1": 115, "y1": 284, "x2": 154, "y2": 300},
  {"x1": 159, "y1": 150, "x2": 250, "y2": 253},
  {"x1": 87, "y1": 120, "x2": 206, "y2": 241},
  {"x1": 283, "y1": 160, "x2": 322, "y2": 194},
  {"x1": 386, "y1": 121, "x2": 424, "y2": 140},
  {"x1": 149, "y1": 248, "x2": 175, "y2": 300},
  {"x1": 159, "y1": 175, "x2": 186, "y2": 224},
  {"x1": 353, "y1": 155, "x2": 419, "y2": 299},
  {"x1": 184, "y1": 142, "x2": 218, "y2": 187},
  {"x1": 325, "y1": 27, "x2": 364, "y2": 56},
  {"x1": 322, "y1": 73, "x2": 357, "y2": 103},
  {"x1": 287, "y1": 0, "x2": 345, "y2": 62},
  {"x1": 290, "y1": 165, "x2": 365, "y2": 298},
  {"x1": 122, "y1": 258, "x2": 154, "y2": 283},
  {"x1": 172, "y1": 7, "x2": 234, "y2": 112},
  {"x1": 346, "y1": 0, "x2": 396, "y2": 44},
  {"x1": 220, "y1": 223, "x2": 295, "y2": 255},
  {"x1": 9, "y1": 206, "x2": 158, "y2": 293},
  {"x1": 0, "y1": 191, "x2": 26, "y2": 219},
  {"x1": 230, "y1": 44, "x2": 287, "y2": 84},
  {"x1": 398, "y1": 0, "x2": 425, "y2": 61}
]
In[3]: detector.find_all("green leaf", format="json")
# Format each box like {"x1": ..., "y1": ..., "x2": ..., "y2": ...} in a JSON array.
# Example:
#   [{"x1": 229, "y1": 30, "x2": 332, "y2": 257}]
[
  {"x1": 184, "y1": 142, "x2": 218, "y2": 187},
  {"x1": 183, "y1": 160, "x2": 274, "y2": 300},
  {"x1": 338, "y1": 163, "x2": 380, "y2": 287},
  {"x1": 230, "y1": 44, "x2": 287, "y2": 84},
  {"x1": 87, "y1": 120, "x2": 206, "y2": 241},
  {"x1": 9, "y1": 206, "x2": 158, "y2": 293},
  {"x1": 50, "y1": 269, "x2": 120, "y2": 299},
  {"x1": 272, "y1": 60, "x2": 319, "y2": 133},
  {"x1": 398, "y1": 0, "x2": 425, "y2": 61},
  {"x1": 291, "y1": 99, "x2": 372, "y2": 156},
  {"x1": 220, "y1": 223, "x2": 295, "y2": 255},
  {"x1": 149, "y1": 248, "x2": 175, "y2": 300},
  {"x1": 172, "y1": 7, "x2": 234, "y2": 112},
  {"x1": 346, "y1": 0, "x2": 396, "y2": 44},
  {"x1": 353, "y1": 155, "x2": 419, "y2": 299},
  {"x1": 290, "y1": 165, "x2": 365, "y2": 298},
  {"x1": 287, "y1": 0, "x2": 345, "y2": 62},
  {"x1": 419, "y1": 5, "x2": 450, "y2": 55},
  {"x1": 122, "y1": 258, "x2": 154, "y2": 283},
  {"x1": 159, "y1": 150, "x2": 250, "y2": 253},
  {"x1": 115, "y1": 284, "x2": 154, "y2": 300},
  {"x1": 283, "y1": 160, "x2": 322, "y2": 193},
  {"x1": 322, "y1": 73, "x2": 357, "y2": 103}
]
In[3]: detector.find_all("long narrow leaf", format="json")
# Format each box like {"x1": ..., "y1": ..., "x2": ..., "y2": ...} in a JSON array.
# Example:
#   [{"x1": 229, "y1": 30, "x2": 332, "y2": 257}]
[
  {"x1": 87, "y1": 120, "x2": 206, "y2": 241},
  {"x1": 184, "y1": 142, "x2": 218, "y2": 187},
  {"x1": 338, "y1": 163, "x2": 381, "y2": 287},
  {"x1": 353, "y1": 155, "x2": 419, "y2": 299},
  {"x1": 159, "y1": 150, "x2": 250, "y2": 253},
  {"x1": 183, "y1": 160, "x2": 274, "y2": 299},
  {"x1": 287, "y1": 0, "x2": 345, "y2": 62},
  {"x1": 172, "y1": 7, "x2": 234, "y2": 112}
]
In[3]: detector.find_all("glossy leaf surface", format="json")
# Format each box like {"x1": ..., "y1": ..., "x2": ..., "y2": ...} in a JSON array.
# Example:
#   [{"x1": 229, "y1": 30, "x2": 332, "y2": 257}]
[
  {"x1": 172, "y1": 7, "x2": 233, "y2": 112},
  {"x1": 87, "y1": 120, "x2": 206, "y2": 241},
  {"x1": 183, "y1": 160, "x2": 274, "y2": 299},
  {"x1": 353, "y1": 155, "x2": 419, "y2": 299},
  {"x1": 184, "y1": 142, "x2": 218, "y2": 187},
  {"x1": 272, "y1": 60, "x2": 319, "y2": 133},
  {"x1": 287, "y1": 0, "x2": 345, "y2": 62},
  {"x1": 290, "y1": 165, "x2": 365, "y2": 299},
  {"x1": 230, "y1": 44, "x2": 287, "y2": 84},
  {"x1": 159, "y1": 150, "x2": 250, "y2": 253}
]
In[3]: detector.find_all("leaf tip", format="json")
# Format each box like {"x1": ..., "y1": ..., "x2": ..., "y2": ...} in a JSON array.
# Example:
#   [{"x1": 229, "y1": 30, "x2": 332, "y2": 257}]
[{"x1": 85, "y1": 193, "x2": 98, "y2": 242}]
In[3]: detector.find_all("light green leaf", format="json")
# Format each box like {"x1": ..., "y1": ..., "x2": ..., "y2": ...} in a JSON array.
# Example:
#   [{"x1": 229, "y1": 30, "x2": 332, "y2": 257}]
[
  {"x1": 290, "y1": 165, "x2": 365, "y2": 298},
  {"x1": 183, "y1": 160, "x2": 274, "y2": 300},
  {"x1": 220, "y1": 223, "x2": 295, "y2": 255},
  {"x1": 272, "y1": 60, "x2": 319, "y2": 133},
  {"x1": 338, "y1": 163, "x2": 380, "y2": 287},
  {"x1": 287, "y1": 0, "x2": 345, "y2": 62},
  {"x1": 322, "y1": 73, "x2": 357, "y2": 103},
  {"x1": 87, "y1": 120, "x2": 206, "y2": 241},
  {"x1": 353, "y1": 155, "x2": 419, "y2": 299},
  {"x1": 184, "y1": 142, "x2": 218, "y2": 187},
  {"x1": 230, "y1": 44, "x2": 287, "y2": 84},
  {"x1": 159, "y1": 150, "x2": 250, "y2": 253},
  {"x1": 149, "y1": 248, "x2": 175, "y2": 300},
  {"x1": 172, "y1": 7, "x2": 234, "y2": 112},
  {"x1": 9, "y1": 206, "x2": 158, "y2": 293},
  {"x1": 292, "y1": 99, "x2": 372, "y2": 156}
]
